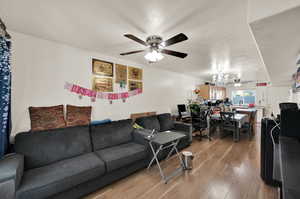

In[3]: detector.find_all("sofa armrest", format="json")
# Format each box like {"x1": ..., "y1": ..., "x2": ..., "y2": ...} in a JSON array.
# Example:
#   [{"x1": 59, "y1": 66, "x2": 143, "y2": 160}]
[
  {"x1": 173, "y1": 122, "x2": 193, "y2": 143},
  {"x1": 0, "y1": 153, "x2": 24, "y2": 198}
]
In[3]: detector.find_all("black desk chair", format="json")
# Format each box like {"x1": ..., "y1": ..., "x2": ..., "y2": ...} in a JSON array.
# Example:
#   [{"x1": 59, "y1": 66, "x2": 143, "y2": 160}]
[
  {"x1": 177, "y1": 104, "x2": 190, "y2": 122},
  {"x1": 192, "y1": 110, "x2": 211, "y2": 141},
  {"x1": 220, "y1": 112, "x2": 236, "y2": 139},
  {"x1": 279, "y1": 102, "x2": 298, "y2": 111}
]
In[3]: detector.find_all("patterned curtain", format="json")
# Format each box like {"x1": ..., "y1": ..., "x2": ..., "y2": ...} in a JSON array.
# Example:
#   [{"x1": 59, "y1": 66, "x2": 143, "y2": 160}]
[{"x1": 0, "y1": 36, "x2": 11, "y2": 158}]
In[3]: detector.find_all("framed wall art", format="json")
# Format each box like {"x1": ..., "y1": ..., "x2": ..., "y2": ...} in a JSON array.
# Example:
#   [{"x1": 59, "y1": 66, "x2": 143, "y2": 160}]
[
  {"x1": 128, "y1": 80, "x2": 143, "y2": 91},
  {"x1": 92, "y1": 77, "x2": 113, "y2": 92},
  {"x1": 115, "y1": 64, "x2": 127, "y2": 83},
  {"x1": 92, "y1": 58, "x2": 113, "y2": 77},
  {"x1": 128, "y1": 66, "x2": 143, "y2": 81}
]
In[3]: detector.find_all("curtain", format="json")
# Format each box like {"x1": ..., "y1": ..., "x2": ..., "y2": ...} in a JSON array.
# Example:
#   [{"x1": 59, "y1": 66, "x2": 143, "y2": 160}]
[{"x1": 0, "y1": 36, "x2": 11, "y2": 158}]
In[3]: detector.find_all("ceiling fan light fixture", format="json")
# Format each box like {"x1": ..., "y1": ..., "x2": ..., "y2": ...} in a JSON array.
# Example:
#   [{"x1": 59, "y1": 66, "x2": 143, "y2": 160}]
[
  {"x1": 121, "y1": 33, "x2": 188, "y2": 60},
  {"x1": 144, "y1": 50, "x2": 164, "y2": 62},
  {"x1": 234, "y1": 83, "x2": 242, "y2": 87}
]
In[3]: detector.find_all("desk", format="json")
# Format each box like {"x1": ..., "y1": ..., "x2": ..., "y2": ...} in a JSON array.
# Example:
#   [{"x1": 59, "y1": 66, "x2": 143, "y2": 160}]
[
  {"x1": 146, "y1": 131, "x2": 186, "y2": 183},
  {"x1": 210, "y1": 113, "x2": 248, "y2": 142}
]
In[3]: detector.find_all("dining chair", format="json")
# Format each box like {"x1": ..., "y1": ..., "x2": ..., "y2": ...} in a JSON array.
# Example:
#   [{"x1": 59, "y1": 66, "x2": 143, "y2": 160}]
[
  {"x1": 220, "y1": 112, "x2": 237, "y2": 139},
  {"x1": 241, "y1": 110, "x2": 257, "y2": 140},
  {"x1": 212, "y1": 106, "x2": 222, "y2": 114}
]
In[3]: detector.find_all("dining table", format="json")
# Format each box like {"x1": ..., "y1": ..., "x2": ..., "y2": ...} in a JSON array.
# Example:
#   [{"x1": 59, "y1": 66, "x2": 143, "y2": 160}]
[{"x1": 209, "y1": 113, "x2": 248, "y2": 142}]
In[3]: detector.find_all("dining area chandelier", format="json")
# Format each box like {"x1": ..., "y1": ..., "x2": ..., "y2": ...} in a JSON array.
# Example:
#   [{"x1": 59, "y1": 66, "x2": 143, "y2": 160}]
[
  {"x1": 212, "y1": 73, "x2": 228, "y2": 86},
  {"x1": 211, "y1": 70, "x2": 238, "y2": 86}
]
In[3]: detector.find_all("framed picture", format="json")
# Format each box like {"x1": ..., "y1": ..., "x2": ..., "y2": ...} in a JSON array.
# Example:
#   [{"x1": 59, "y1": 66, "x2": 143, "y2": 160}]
[
  {"x1": 92, "y1": 77, "x2": 113, "y2": 92},
  {"x1": 115, "y1": 64, "x2": 127, "y2": 83},
  {"x1": 128, "y1": 66, "x2": 143, "y2": 81},
  {"x1": 92, "y1": 59, "x2": 113, "y2": 77},
  {"x1": 128, "y1": 80, "x2": 143, "y2": 91}
]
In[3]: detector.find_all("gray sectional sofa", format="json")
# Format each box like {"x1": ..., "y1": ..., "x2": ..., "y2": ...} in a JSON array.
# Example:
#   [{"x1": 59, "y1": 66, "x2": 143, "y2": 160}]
[
  {"x1": 0, "y1": 119, "x2": 149, "y2": 199},
  {"x1": 0, "y1": 114, "x2": 192, "y2": 199}
]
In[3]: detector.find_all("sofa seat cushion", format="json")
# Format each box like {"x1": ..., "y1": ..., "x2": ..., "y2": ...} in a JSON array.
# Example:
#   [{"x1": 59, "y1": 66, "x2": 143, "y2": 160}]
[
  {"x1": 16, "y1": 153, "x2": 105, "y2": 199},
  {"x1": 95, "y1": 142, "x2": 147, "y2": 172}
]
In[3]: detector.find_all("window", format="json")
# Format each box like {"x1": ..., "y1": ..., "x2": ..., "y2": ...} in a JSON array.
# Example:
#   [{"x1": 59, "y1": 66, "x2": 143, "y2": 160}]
[{"x1": 232, "y1": 90, "x2": 256, "y2": 105}]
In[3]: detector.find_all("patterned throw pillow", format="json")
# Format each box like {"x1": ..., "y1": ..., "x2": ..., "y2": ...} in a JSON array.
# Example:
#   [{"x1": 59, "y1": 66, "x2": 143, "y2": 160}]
[
  {"x1": 29, "y1": 105, "x2": 66, "y2": 131},
  {"x1": 66, "y1": 105, "x2": 92, "y2": 127},
  {"x1": 133, "y1": 123, "x2": 144, "y2": 129}
]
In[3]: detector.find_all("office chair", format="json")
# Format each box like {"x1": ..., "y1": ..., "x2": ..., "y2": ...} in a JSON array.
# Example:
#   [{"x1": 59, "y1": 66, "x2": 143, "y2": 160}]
[
  {"x1": 192, "y1": 109, "x2": 211, "y2": 141},
  {"x1": 279, "y1": 102, "x2": 298, "y2": 111},
  {"x1": 177, "y1": 104, "x2": 190, "y2": 121}
]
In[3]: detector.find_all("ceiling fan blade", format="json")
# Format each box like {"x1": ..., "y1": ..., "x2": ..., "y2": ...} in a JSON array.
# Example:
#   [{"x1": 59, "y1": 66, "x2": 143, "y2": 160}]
[
  {"x1": 161, "y1": 49, "x2": 188, "y2": 58},
  {"x1": 163, "y1": 33, "x2": 188, "y2": 47},
  {"x1": 124, "y1": 34, "x2": 148, "y2": 46},
  {"x1": 120, "y1": 50, "x2": 145, "y2": 56}
]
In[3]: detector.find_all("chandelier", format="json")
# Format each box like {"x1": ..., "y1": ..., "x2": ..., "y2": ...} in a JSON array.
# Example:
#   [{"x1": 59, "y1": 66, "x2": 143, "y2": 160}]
[{"x1": 212, "y1": 71, "x2": 238, "y2": 86}]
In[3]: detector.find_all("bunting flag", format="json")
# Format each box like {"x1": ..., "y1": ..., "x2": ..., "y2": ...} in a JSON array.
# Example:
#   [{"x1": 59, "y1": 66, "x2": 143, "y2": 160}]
[{"x1": 64, "y1": 82, "x2": 142, "y2": 102}]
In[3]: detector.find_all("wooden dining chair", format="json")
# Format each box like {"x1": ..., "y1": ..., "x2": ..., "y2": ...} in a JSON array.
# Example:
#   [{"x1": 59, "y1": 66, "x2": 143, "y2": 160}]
[
  {"x1": 241, "y1": 110, "x2": 257, "y2": 140},
  {"x1": 212, "y1": 106, "x2": 222, "y2": 114},
  {"x1": 220, "y1": 112, "x2": 236, "y2": 139}
]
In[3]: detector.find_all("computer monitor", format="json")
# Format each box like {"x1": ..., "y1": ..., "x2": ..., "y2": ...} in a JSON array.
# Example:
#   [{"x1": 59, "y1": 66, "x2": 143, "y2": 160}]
[{"x1": 177, "y1": 104, "x2": 187, "y2": 112}]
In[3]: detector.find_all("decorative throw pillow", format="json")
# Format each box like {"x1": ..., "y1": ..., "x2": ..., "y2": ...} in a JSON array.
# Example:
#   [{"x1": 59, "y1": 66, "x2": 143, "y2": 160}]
[
  {"x1": 133, "y1": 123, "x2": 144, "y2": 129},
  {"x1": 66, "y1": 105, "x2": 92, "y2": 127},
  {"x1": 29, "y1": 105, "x2": 66, "y2": 131}
]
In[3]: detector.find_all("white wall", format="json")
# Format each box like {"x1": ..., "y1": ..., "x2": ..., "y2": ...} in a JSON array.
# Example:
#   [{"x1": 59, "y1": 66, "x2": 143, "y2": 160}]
[{"x1": 10, "y1": 31, "x2": 201, "y2": 137}]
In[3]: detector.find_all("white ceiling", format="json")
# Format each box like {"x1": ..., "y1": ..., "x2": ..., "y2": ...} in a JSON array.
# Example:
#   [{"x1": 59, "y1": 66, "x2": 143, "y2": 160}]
[
  {"x1": 0, "y1": 0, "x2": 275, "y2": 82},
  {"x1": 250, "y1": 5, "x2": 300, "y2": 85}
]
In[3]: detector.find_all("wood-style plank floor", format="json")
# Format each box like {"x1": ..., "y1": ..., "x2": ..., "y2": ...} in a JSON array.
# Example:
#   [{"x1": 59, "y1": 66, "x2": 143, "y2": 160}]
[{"x1": 85, "y1": 126, "x2": 278, "y2": 199}]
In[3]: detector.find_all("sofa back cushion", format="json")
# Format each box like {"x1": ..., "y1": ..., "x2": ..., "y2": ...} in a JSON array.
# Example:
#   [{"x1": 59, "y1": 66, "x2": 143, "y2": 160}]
[
  {"x1": 135, "y1": 115, "x2": 160, "y2": 132},
  {"x1": 157, "y1": 113, "x2": 174, "y2": 131},
  {"x1": 15, "y1": 125, "x2": 92, "y2": 170},
  {"x1": 90, "y1": 119, "x2": 133, "y2": 150}
]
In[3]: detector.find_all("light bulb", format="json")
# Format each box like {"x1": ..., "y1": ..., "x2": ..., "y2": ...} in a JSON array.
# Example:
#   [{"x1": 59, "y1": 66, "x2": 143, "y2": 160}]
[{"x1": 144, "y1": 50, "x2": 164, "y2": 62}]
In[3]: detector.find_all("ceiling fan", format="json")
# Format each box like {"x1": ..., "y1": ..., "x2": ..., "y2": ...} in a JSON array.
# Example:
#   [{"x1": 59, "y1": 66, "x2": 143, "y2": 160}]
[{"x1": 120, "y1": 33, "x2": 188, "y2": 62}]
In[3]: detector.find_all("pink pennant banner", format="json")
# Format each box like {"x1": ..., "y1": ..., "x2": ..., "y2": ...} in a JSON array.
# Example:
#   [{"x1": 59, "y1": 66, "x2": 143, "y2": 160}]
[
  {"x1": 121, "y1": 92, "x2": 129, "y2": 99},
  {"x1": 64, "y1": 82, "x2": 72, "y2": 90},
  {"x1": 64, "y1": 82, "x2": 142, "y2": 102}
]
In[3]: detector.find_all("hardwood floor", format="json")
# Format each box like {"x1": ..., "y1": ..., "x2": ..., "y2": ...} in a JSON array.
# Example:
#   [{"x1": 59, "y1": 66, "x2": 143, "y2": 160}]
[{"x1": 85, "y1": 127, "x2": 278, "y2": 199}]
